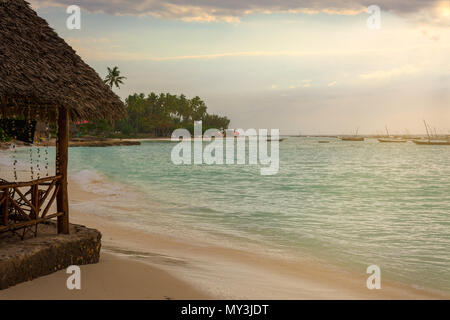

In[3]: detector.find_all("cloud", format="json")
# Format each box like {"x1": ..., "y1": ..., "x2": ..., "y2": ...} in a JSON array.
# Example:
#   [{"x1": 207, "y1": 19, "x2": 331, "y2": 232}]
[
  {"x1": 404, "y1": 0, "x2": 450, "y2": 27},
  {"x1": 288, "y1": 80, "x2": 312, "y2": 89},
  {"x1": 64, "y1": 45, "x2": 384, "y2": 62},
  {"x1": 29, "y1": 0, "x2": 448, "y2": 24},
  {"x1": 328, "y1": 81, "x2": 337, "y2": 87},
  {"x1": 359, "y1": 65, "x2": 421, "y2": 81}
]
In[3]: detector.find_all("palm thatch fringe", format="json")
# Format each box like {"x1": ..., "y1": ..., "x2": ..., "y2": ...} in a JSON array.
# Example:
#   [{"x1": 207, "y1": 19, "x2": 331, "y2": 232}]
[{"x1": 0, "y1": 0, "x2": 126, "y2": 122}]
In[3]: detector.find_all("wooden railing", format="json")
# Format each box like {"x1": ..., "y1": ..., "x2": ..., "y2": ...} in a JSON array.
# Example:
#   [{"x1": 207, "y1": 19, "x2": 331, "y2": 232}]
[{"x1": 0, "y1": 175, "x2": 64, "y2": 239}]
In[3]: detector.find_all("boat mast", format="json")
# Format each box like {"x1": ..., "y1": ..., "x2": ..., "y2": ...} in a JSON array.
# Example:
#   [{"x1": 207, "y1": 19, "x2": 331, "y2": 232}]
[{"x1": 424, "y1": 120, "x2": 431, "y2": 142}]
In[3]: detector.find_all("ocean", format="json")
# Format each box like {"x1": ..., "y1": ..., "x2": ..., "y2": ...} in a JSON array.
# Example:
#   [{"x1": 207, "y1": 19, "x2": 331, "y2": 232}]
[{"x1": 4, "y1": 137, "x2": 450, "y2": 293}]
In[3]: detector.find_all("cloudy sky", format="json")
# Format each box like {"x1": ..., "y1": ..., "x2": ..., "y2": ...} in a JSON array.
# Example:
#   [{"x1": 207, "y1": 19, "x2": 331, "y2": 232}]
[{"x1": 30, "y1": 0, "x2": 449, "y2": 134}]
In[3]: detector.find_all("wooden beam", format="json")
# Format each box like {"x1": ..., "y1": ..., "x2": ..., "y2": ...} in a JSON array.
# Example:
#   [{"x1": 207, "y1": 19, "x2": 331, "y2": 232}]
[
  {"x1": 13, "y1": 187, "x2": 37, "y2": 215},
  {"x1": 0, "y1": 175, "x2": 62, "y2": 189},
  {"x1": 56, "y1": 107, "x2": 69, "y2": 234},
  {"x1": 31, "y1": 184, "x2": 38, "y2": 220},
  {"x1": 2, "y1": 189, "x2": 8, "y2": 226},
  {"x1": 0, "y1": 212, "x2": 64, "y2": 233},
  {"x1": 41, "y1": 184, "x2": 60, "y2": 219},
  {"x1": 39, "y1": 179, "x2": 57, "y2": 206}
]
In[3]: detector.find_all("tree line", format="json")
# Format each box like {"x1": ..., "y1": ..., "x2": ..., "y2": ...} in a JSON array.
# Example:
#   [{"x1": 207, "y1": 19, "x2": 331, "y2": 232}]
[{"x1": 79, "y1": 92, "x2": 230, "y2": 138}]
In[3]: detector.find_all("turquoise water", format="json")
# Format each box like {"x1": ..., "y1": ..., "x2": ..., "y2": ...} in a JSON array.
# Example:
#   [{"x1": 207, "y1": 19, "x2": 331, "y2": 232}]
[{"x1": 5, "y1": 138, "x2": 450, "y2": 293}]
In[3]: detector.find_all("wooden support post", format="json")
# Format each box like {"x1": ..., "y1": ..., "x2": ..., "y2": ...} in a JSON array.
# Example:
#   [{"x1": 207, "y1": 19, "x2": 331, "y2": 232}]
[
  {"x1": 2, "y1": 189, "x2": 8, "y2": 226},
  {"x1": 56, "y1": 107, "x2": 69, "y2": 234},
  {"x1": 31, "y1": 184, "x2": 38, "y2": 220},
  {"x1": 31, "y1": 184, "x2": 39, "y2": 237}
]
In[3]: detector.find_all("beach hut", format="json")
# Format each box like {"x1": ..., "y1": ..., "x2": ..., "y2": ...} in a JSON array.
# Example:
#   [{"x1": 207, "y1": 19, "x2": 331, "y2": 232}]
[{"x1": 0, "y1": 0, "x2": 125, "y2": 236}]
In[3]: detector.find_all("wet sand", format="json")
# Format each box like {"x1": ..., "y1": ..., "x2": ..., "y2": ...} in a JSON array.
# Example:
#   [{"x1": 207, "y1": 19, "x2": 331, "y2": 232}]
[{"x1": 0, "y1": 252, "x2": 208, "y2": 300}]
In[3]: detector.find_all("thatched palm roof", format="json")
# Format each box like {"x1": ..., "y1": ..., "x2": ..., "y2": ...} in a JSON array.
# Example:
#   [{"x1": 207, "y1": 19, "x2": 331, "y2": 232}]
[{"x1": 0, "y1": 0, "x2": 126, "y2": 121}]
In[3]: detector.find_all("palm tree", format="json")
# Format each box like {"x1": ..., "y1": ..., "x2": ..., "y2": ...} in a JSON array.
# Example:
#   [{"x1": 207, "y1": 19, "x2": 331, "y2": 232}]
[{"x1": 104, "y1": 66, "x2": 126, "y2": 89}]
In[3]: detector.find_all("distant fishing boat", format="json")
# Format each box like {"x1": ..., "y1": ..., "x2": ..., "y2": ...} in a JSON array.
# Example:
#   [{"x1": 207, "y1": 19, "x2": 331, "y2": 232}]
[
  {"x1": 413, "y1": 121, "x2": 450, "y2": 146},
  {"x1": 318, "y1": 141, "x2": 330, "y2": 143},
  {"x1": 267, "y1": 138, "x2": 286, "y2": 142},
  {"x1": 377, "y1": 126, "x2": 407, "y2": 143},
  {"x1": 378, "y1": 138, "x2": 407, "y2": 143},
  {"x1": 413, "y1": 140, "x2": 450, "y2": 146},
  {"x1": 341, "y1": 137, "x2": 364, "y2": 141},
  {"x1": 340, "y1": 128, "x2": 364, "y2": 141}
]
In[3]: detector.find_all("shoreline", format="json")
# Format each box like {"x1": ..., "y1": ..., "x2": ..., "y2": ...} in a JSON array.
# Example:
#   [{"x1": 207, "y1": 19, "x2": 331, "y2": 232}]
[{"x1": 0, "y1": 155, "x2": 448, "y2": 299}]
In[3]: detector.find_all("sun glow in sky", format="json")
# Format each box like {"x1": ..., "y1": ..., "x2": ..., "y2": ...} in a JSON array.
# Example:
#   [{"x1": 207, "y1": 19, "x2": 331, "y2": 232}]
[{"x1": 31, "y1": 0, "x2": 449, "y2": 134}]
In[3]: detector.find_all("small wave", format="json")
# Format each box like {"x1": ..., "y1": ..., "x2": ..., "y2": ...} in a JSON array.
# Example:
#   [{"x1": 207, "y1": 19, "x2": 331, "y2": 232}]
[
  {"x1": 191, "y1": 206, "x2": 221, "y2": 214},
  {"x1": 70, "y1": 169, "x2": 129, "y2": 197}
]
